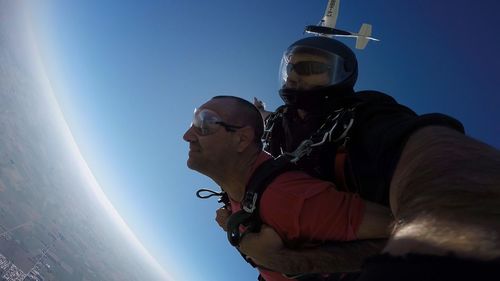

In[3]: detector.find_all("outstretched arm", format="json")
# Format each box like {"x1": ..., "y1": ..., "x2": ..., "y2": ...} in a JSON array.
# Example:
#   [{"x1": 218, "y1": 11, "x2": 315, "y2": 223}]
[{"x1": 387, "y1": 126, "x2": 500, "y2": 259}]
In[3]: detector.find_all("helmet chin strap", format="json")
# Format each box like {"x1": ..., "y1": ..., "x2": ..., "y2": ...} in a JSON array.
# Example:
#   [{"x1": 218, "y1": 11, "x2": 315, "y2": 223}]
[{"x1": 279, "y1": 84, "x2": 355, "y2": 113}]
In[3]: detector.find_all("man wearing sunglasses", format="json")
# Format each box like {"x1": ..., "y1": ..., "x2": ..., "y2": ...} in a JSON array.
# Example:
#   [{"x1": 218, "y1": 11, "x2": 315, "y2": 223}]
[
  {"x1": 184, "y1": 96, "x2": 393, "y2": 281},
  {"x1": 252, "y1": 36, "x2": 500, "y2": 280}
]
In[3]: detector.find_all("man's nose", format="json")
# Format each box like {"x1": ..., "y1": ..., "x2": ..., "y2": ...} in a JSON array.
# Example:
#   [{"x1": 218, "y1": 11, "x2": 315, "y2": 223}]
[
  {"x1": 183, "y1": 126, "x2": 197, "y2": 142},
  {"x1": 285, "y1": 76, "x2": 306, "y2": 90},
  {"x1": 286, "y1": 69, "x2": 308, "y2": 89}
]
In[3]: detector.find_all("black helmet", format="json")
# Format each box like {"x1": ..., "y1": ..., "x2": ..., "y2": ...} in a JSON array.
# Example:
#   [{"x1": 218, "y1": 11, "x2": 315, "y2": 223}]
[{"x1": 279, "y1": 36, "x2": 358, "y2": 111}]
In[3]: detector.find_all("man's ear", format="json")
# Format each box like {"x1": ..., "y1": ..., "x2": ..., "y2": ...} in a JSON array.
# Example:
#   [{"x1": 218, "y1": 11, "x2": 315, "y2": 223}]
[{"x1": 234, "y1": 127, "x2": 255, "y2": 152}]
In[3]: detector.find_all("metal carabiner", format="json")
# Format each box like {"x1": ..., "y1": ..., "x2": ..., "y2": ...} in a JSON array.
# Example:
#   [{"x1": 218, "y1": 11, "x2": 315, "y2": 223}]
[{"x1": 286, "y1": 139, "x2": 314, "y2": 163}]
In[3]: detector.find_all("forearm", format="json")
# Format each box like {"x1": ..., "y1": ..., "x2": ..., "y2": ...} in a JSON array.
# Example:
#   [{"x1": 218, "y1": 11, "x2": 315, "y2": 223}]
[
  {"x1": 388, "y1": 126, "x2": 500, "y2": 258},
  {"x1": 391, "y1": 126, "x2": 500, "y2": 216},
  {"x1": 251, "y1": 239, "x2": 387, "y2": 275}
]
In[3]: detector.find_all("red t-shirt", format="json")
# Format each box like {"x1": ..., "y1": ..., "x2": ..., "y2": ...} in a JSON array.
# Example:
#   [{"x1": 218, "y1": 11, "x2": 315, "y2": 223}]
[{"x1": 230, "y1": 152, "x2": 365, "y2": 281}]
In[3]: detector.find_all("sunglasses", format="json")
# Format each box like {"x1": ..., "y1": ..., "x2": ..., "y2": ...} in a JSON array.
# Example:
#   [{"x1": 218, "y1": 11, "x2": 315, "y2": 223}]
[
  {"x1": 191, "y1": 108, "x2": 244, "y2": 136},
  {"x1": 286, "y1": 61, "x2": 332, "y2": 76}
]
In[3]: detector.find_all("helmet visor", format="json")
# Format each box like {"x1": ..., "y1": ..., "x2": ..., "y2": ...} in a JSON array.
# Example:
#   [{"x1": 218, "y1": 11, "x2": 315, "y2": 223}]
[{"x1": 279, "y1": 46, "x2": 351, "y2": 90}]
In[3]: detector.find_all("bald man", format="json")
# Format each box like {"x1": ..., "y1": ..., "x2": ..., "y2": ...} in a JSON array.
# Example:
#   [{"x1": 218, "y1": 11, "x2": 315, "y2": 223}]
[{"x1": 184, "y1": 96, "x2": 392, "y2": 281}]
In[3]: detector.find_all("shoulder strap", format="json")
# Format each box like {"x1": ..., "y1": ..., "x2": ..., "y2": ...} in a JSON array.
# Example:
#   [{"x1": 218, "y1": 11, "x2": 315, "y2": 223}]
[
  {"x1": 263, "y1": 106, "x2": 286, "y2": 156},
  {"x1": 226, "y1": 155, "x2": 294, "y2": 246},
  {"x1": 242, "y1": 156, "x2": 293, "y2": 212}
]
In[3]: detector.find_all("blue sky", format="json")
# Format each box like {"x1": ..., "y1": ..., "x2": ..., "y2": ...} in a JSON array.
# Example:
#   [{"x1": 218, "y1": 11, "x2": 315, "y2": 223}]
[{"x1": 24, "y1": 1, "x2": 500, "y2": 280}]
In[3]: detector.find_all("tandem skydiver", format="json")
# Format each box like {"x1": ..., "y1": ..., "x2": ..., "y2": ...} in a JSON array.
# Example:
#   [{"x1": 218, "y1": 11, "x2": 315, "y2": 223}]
[{"x1": 242, "y1": 36, "x2": 500, "y2": 280}]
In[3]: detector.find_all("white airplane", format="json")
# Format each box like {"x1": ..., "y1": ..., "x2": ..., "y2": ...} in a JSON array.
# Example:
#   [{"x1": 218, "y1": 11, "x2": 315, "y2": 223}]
[{"x1": 304, "y1": 0, "x2": 380, "y2": 49}]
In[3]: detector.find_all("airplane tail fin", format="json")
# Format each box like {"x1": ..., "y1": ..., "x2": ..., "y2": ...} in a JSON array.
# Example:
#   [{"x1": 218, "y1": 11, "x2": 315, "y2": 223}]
[{"x1": 355, "y1": 23, "x2": 372, "y2": 50}]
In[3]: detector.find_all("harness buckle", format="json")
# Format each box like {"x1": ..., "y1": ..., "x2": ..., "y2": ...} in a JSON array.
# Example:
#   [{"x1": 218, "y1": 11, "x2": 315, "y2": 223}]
[{"x1": 242, "y1": 192, "x2": 258, "y2": 213}]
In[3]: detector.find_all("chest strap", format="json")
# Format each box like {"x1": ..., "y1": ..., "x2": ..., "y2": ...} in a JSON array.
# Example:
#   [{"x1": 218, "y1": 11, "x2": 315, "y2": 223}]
[{"x1": 226, "y1": 155, "x2": 294, "y2": 246}]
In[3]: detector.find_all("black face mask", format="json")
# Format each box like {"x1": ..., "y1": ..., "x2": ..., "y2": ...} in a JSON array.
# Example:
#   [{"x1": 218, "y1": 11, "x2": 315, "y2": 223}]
[{"x1": 279, "y1": 84, "x2": 355, "y2": 113}]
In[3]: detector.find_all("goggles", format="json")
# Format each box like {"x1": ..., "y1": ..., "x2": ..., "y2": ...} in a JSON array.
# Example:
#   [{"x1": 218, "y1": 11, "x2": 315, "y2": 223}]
[
  {"x1": 286, "y1": 61, "x2": 332, "y2": 76},
  {"x1": 191, "y1": 108, "x2": 243, "y2": 136},
  {"x1": 279, "y1": 45, "x2": 351, "y2": 90}
]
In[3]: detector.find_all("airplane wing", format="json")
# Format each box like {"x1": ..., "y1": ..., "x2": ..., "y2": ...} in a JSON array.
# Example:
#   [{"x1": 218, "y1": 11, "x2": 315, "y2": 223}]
[{"x1": 321, "y1": 0, "x2": 340, "y2": 28}]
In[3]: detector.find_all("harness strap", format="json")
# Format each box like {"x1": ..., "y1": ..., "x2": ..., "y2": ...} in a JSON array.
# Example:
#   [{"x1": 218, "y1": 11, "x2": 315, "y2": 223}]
[
  {"x1": 226, "y1": 155, "x2": 295, "y2": 247},
  {"x1": 334, "y1": 146, "x2": 348, "y2": 192},
  {"x1": 226, "y1": 210, "x2": 260, "y2": 246}
]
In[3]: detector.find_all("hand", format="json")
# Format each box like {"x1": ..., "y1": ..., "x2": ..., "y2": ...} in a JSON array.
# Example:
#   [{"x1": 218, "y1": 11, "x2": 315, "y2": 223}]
[
  {"x1": 238, "y1": 225, "x2": 284, "y2": 266},
  {"x1": 253, "y1": 97, "x2": 266, "y2": 110},
  {"x1": 215, "y1": 207, "x2": 231, "y2": 232},
  {"x1": 253, "y1": 97, "x2": 272, "y2": 120}
]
